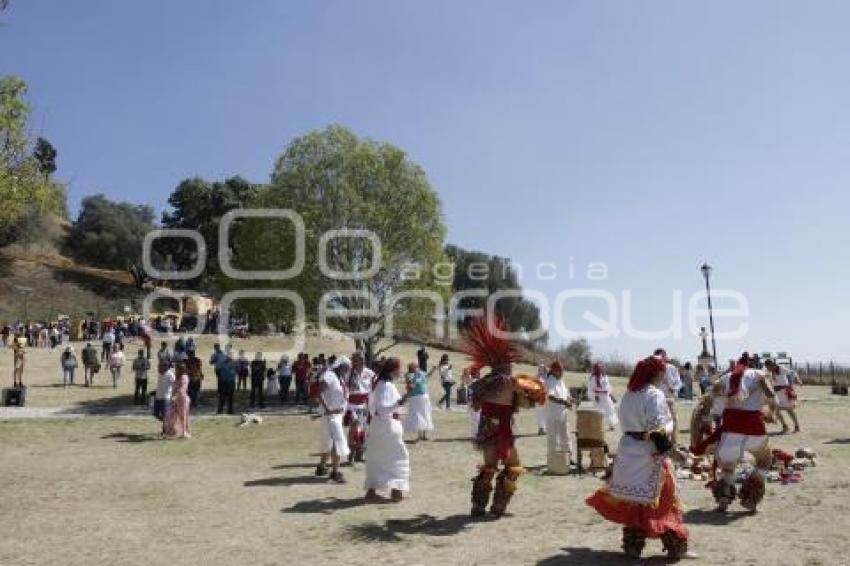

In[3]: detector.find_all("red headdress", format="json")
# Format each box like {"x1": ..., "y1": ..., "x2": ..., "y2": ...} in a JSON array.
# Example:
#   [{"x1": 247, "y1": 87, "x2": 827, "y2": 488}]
[
  {"x1": 627, "y1": 356, "x2": 666, "y2": 392},
  {"x1": 592, "y1": 361, "x2": 604, "y2": 388},
  {"x1": 462, "y1": 316, "x2": 520, "y2": 374},
  {"x1": 727, "y1": 352, "x2": 751, "y2": 398}
]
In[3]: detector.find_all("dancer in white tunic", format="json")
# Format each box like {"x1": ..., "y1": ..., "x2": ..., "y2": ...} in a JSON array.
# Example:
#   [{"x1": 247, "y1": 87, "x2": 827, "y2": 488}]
[
  {"x1": 346, "y1": 351, "x2": 376, "y2": 463},
  {"x1": 586, "y1": 356, "x2": 694, "y2": 560},
  {"x1": 765, "y1": 359, "x2": 801, "y2": 433},
  {"x1": 544, "y1": 361, "x2": 573, "y2": 475},
  {"x1": 535, "y1": 364, "x2": 548, "y2": 435},
  {"x1": 403, "y1": 363, "x2": 434, "y2": 440},
  {"x1": 365, "y1": 358, "x2": 410, "y2": 503},
  {"x1": 654, "y1": 349, "x2": 682, "y2": 444},
  {"x1": 315, "y1": 356, "x2": 352, "y2": 484},
  {"x1": 710, "y1": 353, "x2": 778, "y2": 513},
  {"x1": 588, "y1": 362, "x2": 618, "y2": 430}
]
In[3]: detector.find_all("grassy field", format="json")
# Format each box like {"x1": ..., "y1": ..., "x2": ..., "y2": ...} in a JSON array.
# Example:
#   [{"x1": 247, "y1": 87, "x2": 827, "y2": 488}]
[{"x1": 1, "y1": 338, "x2": 848, "y2": 565}]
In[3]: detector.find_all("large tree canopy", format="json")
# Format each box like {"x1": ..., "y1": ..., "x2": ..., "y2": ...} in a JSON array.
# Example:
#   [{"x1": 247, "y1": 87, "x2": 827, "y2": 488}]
[
  {"x1": 227, "y1": 125, "x2": 448, "y2": 360},
  {"x1": 445, "y1": 244, "x2": 545, "y2": 343},
  {"x1": 0, "y1": 75, "x2": 66, "y2": 245},
  {"x1": 68, "y1": 194, "x2": 156, "y2": 270}
]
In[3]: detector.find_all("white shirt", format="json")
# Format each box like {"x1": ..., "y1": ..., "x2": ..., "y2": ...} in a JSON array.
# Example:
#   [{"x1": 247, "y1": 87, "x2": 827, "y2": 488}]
[
  {"x1": 102, "y1": 331, "x2": 115, "y2": 344},
  {"x1": 546, "y1": 375, "x2": 571, "y2": 403},
  {"x1": 369, "y1": 380, "x2": 401, "y2": 419},
  {"x1": 109, "y1": 351, "x2": 125, "y2": 368},
  {"x1": 349, "y1": 366, "x2": 376, "y2": 395},
  {"x1": 319, "y1": 369, "x2": 347, "y2": 413},
  {"x1": 588, "y1": 373, "x2": 612, "y2": 394},
  {"x1": 618, "y1": 385, "x2": 673, "y2": 434},
  {"x1": 439, "y1": 364, "x2": 454, "y2": 384},
  {"x1": 721, "y1": 369, "x2": 768, "y2": 412},
  {"x1": 771, "y1": 367, "x2": 794, "y2": 388},
  {"x1": 661, "y1": 363, "x2": 682, "y2": 399},
  {"x1": 155, "y1": 368, "x2": 176, "y2": 400}
]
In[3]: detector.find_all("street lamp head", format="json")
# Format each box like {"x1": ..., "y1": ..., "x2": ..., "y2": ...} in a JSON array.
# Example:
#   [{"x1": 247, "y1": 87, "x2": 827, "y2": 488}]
[{"x1": 700, "y1": 263, "x2": 712, "y2": 280}]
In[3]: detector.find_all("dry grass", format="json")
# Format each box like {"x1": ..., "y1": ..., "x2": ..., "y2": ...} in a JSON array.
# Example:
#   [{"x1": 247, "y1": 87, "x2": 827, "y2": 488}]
[{"x1": 1, "y1": 338, "x2": 848, "y2": 566}]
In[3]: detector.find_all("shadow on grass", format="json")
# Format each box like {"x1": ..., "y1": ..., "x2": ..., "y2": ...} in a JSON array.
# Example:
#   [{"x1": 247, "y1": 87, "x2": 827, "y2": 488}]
[
  {"x1": 282, "y1": 497, "x2": 364, "y2": 514},
  {"x1": 271, "y1": 463, "x2": 317, "y2": 470},
  {"x1": 244, "y1": 475, "x2": 328, "y2": 487},
  {"x1": 537, "y1": 547, "x2": 677, "y2": 565},
  {"x1": 684, "y1": 508, "x2": 751, "y2": 525},
  {"x1": 101, "y1": 432, "x2": 161, "y2": 443},
  {"x1": 343, "y1": 513, "x2": 479, "y2": 543},
  {"x1": 824, "y1": 438, "x2": 850, "y2": 445}
]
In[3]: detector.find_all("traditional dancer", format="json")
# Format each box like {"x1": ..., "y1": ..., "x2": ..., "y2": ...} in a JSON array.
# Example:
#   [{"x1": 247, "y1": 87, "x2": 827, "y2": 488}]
[
  {"x1": 403, "y1": 362, "x2": 434, "y2": 441},
  {"x1": 365, "y1": 358, "x2": 410, "y2": 503},
  {"x1": 588, "y1": 362, "x2": 618, "y2": 430},
  {"x1": 654, "y1": 349, "x2": 682, "y2": 444},
  {"x1": 586, "y1": 356, "x2": 695, "y2": 560},
  {"x1": 710, "y1": 352, "x2": 778, "y2": 513},
  {"x1": 466, "y1": 317, "x2": 544, "y2": 518},
  {"x1": 346, "y1": 351, "x2": 376, "y2": 463},
  {"x1": 162, "y1": 366, "x2": 192, "y2": 439},
  {"x1": 534, "y1": 364, "x2": 548, "y2": 435},
  {"x1": 544, "y1": 361, "x2": 573, "y2": 475},
  {"x1": 765, "y1": 359, "x2": 801, "y2": 433},
  {"x1": 315, "y1": 356, "x2": 352, "y2": 484}
]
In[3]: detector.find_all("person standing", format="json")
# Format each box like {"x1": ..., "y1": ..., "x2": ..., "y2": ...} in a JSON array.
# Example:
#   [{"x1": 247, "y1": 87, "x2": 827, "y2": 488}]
[
  {"x1": 236, "y1": 350, "x2": 250, "y2": 392},
  {"x1": 653, "y1": 349, "x2": 682, "y2": 444},
  {"x1": 680, "y1": 362, "x2": 695, "y2": 400},
  {"x1": 154, "y1": 362, "x2": 176, "y2": 421},
  {"x1": 365, "y1": 358, "x2": 410, "y2": 503},
  {"x1": 417, "y1": 345, "x2": 429, "y2": 372},
  {"x1": 157, "y1": 341, "x2": 172, "y2": 367},
  {"x1": 277, "y1": 355, "x2": 293, "y2": 403},
  {"x1": 315, "y1": 356, "x2": 351, "y2": 484},
  {"x1": 249, "y1": 352, "x2": 266, "y2": 409},
  {"x1": 108, "y1": 344, "x2": 125, "y2": 389},
  {"x1": 434, "y1": 354, "x2": 455, "y2": 410},
  {"x1": 544, "y1": 361, "x2": 573, "y2": 475},
  {"x1": 101, "y1": 326, "x2": 115, "y2": 363},
  {"x1": 131, "y1": 349, "x2": 151, "y2": 404},
  {"x1": 12, "y1": 338, "x2": 25, "y2": 388},
  {"x1": 185, "y1": 350, "x2": 204, "y2": 408},
  {"x1": 81, "y1": 342, "x2": 99, "y2": 387},
  {"x1": 59, "y1": 346, "x2": 78, "y2": 387},
  {"x1": 534, "y1": 364, "x2": 548, "y2": 435},
  {"x1": 346, "y1": 351, "x2": 376, "y2": 463},
  {"x1": 162, "y1": 367, "x2": 192, "y2": 439},
  {"x1": 588, "y1": 362, "x2": 619, "y2": 431},
  {"x1": 210, "y1": 344, "x2": 235, "y2": 415},
  {"x1": 293, "y1": 353, "x2": 311, "y2": 405},
  {"x1": 403, "y1": 362, "x2": 434, "y2": 441},
  {"x1": 586, "y1": 356, "x2": 694, "y2": 560}
]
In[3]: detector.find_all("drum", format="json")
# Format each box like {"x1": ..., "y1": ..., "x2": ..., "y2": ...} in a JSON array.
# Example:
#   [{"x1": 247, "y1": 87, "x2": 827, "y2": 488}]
[
  {"x1": 576, "y1": 404, "x2": 606, "y2": 443},
  {"x1": 514, "y1": 374, "x2": 547, "y2": 406}
]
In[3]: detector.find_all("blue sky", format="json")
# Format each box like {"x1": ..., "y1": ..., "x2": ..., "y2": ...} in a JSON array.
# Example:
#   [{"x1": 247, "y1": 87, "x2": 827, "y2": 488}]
[{"x1": 3, "y1": 1, "x2": 848, "y2": 363}]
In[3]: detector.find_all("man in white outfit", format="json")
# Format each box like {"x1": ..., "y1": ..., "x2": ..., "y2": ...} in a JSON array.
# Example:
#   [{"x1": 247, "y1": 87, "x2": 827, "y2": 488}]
[
  {"x1": 544, "y1": 361, "x2": 573, "y2": 474},
  {"x1": 654, "y1": 349, "x2": 682, "y2": 444},
  {"x1": 316, "y1": 356, "x2": 352, "y2": 484}
]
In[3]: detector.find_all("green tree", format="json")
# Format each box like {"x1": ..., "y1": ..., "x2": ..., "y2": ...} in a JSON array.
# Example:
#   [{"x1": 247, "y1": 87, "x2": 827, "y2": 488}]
[
  {"x1": 33, "y1": 137, "x2": 57, "y2": 179},
  {"x1": 445, "y1": 244, "x2": 544, "y2": 338},
  {"x1": 160, "y1": 176, "x2": 261, "y2": 290},
  {"x1": 230, "y1": 125, "x2": 448, "y2": 361},
  {"x1": 68, "y1": 194, "x2": 156, "y2": 270},
  {"x1": 0, "y1": 76, "x2": 66, "y2": 245}
]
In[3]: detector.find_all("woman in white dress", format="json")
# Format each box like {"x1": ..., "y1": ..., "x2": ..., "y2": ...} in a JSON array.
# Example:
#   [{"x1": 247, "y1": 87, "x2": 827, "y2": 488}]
[
  {"x1": 365, "y1": 358, "x2": 410, "y2": 503},
  {"x1": 588, "y1": 362, "x2": 618, "y2": 430},
  {"x1": 404, "y1": 362, "x2": 434, "y2": 441}
]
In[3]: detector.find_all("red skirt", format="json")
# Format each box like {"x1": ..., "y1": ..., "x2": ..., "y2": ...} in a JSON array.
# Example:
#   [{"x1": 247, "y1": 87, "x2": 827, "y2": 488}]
[
  {"x1": 476, "y1": 402, "x2": 515, "y2": 460},
  {"x1": 585, "y1": 459, "x2": 688, "y2": 539}
]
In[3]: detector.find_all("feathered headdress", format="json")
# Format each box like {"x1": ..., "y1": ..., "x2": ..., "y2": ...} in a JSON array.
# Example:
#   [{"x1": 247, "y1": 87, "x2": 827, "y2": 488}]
[{"x1": 462, "y1": 316, "x2": 520, "y2": 373}]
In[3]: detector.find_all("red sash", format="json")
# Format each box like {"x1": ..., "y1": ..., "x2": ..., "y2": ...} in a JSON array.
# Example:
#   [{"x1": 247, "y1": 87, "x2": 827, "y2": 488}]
[
  {"x1": 348, "y1": 392, "x2": 369, "y2": 405},
  {"x1": 721, "y1": 408, "x2": 766, "y2": 436}
]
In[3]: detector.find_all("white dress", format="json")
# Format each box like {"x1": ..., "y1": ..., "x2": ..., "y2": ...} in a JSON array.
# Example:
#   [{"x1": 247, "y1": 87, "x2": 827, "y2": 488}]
[
  {"x1": 318, "y1": 370, "x2": 350, "y2": 458},
  {"x1": 365, "y1": 380, "x2": 410, "y2": 492},
  {"x1": 545, "y1": 375, "x2": 572, "y2": 473},
  {"x1": 607, "y1": 385, "x2": 674, "y2": 505},
  {"x1": 404, "y1": 372, "x2": 434, "y2": 434},
  {"x1": 588, "y1": 373, "x2": 619, "y2": 429}
]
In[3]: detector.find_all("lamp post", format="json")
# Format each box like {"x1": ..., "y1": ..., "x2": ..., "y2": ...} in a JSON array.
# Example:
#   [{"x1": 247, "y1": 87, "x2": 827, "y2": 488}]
[{"x1": 700, "y1": 263, "x2": 718, "y2": 367}]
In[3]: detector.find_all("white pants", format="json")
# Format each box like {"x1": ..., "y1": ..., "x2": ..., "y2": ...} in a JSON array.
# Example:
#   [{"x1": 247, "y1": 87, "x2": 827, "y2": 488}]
[
  {"x1": 716, "y1": 432, "x2": 768, "y2": 466},
  {"x1": 545, "y1": 406, "x2": 572, "y2": 474},
  {"x1": 319, "y1": 414, "x2": 350, "y2": 458}
]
